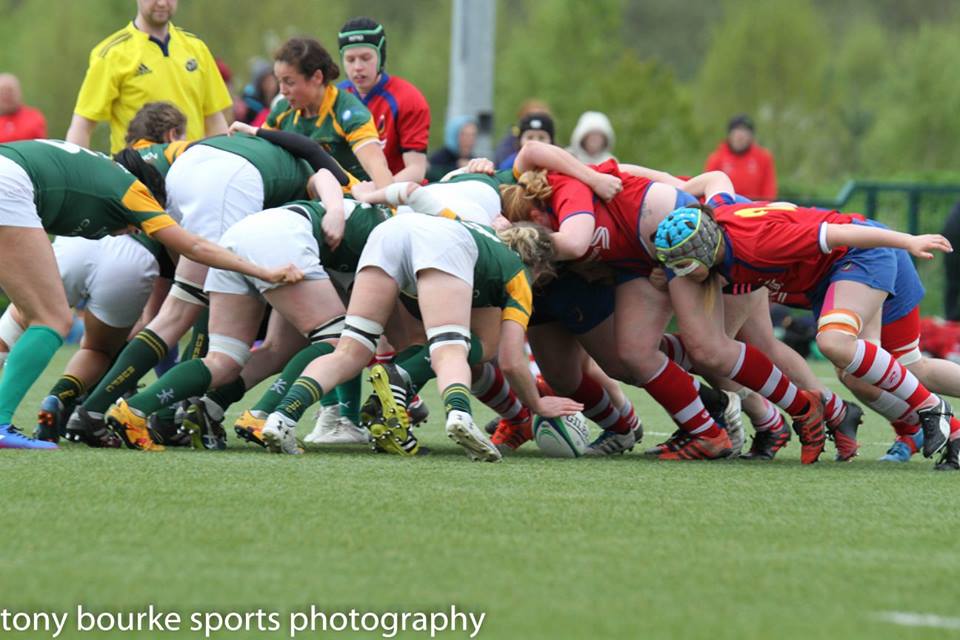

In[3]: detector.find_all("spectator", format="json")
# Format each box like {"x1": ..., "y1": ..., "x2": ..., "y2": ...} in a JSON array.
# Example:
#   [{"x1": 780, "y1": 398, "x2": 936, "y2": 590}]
[
  {"x1": 239, "y1": 59, "x2": 278, "y2": 126},
  {"x1": 338, "y1": 16, "x2": 431, "y2": 182},
  {"x1": 498, "y1": 111, "x2": 555, "y2": 170},
  {"x1": 704, "y1": 114, "x2": 777, "y2": 200},
  {"x1": 0, "y1": 74, "x2": 46, "y2": 142},
  {"x1": 66, "y1": 0, "x2": 232, "y2": 152},
  {"x1": 494, "y1": 98, "x2": 551, "y2": 166},
  {"x1": 426, "y1": 115, "x2": 476, "y2": 182},
  {"x1": 567, "y1": 110, "x2": 615, "y2": 164},
  {"x1": 942, "y1": 200, "x2": 960, "y2": 320}
]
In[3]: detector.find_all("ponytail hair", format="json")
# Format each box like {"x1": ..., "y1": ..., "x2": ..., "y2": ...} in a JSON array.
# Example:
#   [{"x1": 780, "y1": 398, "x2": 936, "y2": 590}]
[
  {"x1": 113, "y1": 148, "x2": 168, "y2": 208},
  {"x1": 499, "y1": 170, "x2": 552, "y2": 223},
  {"x1": 497, "y1": 222, "x2": 557, "y2": 284}
]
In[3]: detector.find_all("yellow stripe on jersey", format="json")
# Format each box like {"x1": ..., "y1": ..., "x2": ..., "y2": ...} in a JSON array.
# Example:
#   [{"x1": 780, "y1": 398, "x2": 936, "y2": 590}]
[
  {"x1": 501, "y1": 271, "x2": 533, "y2": 329},
  {"x1": 121, "y1": 180, "x2": 165, "y2": 213},
  {"x1": 140, "y1": 214, "x2": 177, "y2": 236},
  {"x1": 438, "y1": 208, "x2": 459, "y2": 220},
  {"x1": 164, "y1": 140, "x2": 190, "y2": 164}
]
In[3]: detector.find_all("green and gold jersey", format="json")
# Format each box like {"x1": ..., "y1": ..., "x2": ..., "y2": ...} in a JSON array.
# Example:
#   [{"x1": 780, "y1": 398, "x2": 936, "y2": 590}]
[
  {"x1": 284, "y1": 199, "x2": 389, "y2": 274},
  {"x1": 461, "y1": 220, "x2": 533, "y2": 328},
  {"x1": 194, "y1": 134, "x2": 314, "y2": 207},
  {"x1": 264, "y1": 86, "x2": 379, "y2": 181},
  {"x1": 0, "y1": 139, "x2": 176, "y2": 238},
  {"x1": 130, "y1": 139, "x2": 190, "y2": 177}
]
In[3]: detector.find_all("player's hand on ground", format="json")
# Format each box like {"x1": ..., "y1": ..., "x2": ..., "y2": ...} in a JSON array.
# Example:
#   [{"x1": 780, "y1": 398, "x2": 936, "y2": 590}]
[
  {"x1": 589, "y1": 172, "x2": 623, "y2": 201},
  {"x1": 228, "y1": 121, "x2": 257, "y2": 136},
  {"x1": 322, "y1": 212, "x2": 345, "y2": 251},
  {"x1": 262, "y1": 264, "x2": 304, "y2": 285},
  {"x1": 535, "y1": 396, "x2": 584, "y2": 418},
  {"x1": 464, "y1": 157, "x2": 496, "y2": 174},
  {"x1": 907, "y1": 233, "x2": 952, "y2": 259}
]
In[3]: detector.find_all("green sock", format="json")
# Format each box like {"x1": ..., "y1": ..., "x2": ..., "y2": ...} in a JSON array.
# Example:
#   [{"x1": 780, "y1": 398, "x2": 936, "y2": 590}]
[
  {"x1": 251, "y1": 342, "x2": 333, "y2": 414},
  {"x1": 336, "y1": 374, "x2": 362, "y2": 424},
  {"x1": 468, "y1": 332, "x2": 484, "y2": 364},
  {"x1": 320, "y1": 387, "x2": 339, "y2": 407},
  {"x1": 441, "y1": 383, "x2": 472, "y2": 417},
  {"x1": 127, "y1": 359, "x2": 212, "y2": 416},
  {"x1": 184, "y1": 309, "x2": 209, "y2": 360},
  {"x1": 395, "y1": 344, "x2": 432, "y2": 393},
  {"x1": 277, "y1": 377, "x2": 324, "y2": 422},
  {"x1": 84, "y1": 329, "x2": 167, "y2": 413},
  {"x1": 206, "y1": 376, "x2": 247, "y2": 412},
  {"x1": 0, "y1": 326, "x2": 63, "y2": 423},
  {"x1": 49, "y1": 374, "x2": 85, "y2": 405}
]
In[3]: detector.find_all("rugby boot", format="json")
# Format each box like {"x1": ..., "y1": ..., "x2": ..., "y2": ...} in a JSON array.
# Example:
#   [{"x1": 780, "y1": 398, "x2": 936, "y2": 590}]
[
  {"x1": 233, "y1": 409, "x2": 267, "y2": 448},
  {"x1": 446, "y1": 410, "x2": 502, "y2": 462},
  {"x1": 658, "y1": 429, "x2": 733, "y2": 461},
  {"x1": 741, "y1": 420, "x2": 791, "y2": 460},
  {"x1": 829, "y1": 400, "x2": 863, "y2": 462},
  {"x1": 792, "y1": 390, "x2": 826, "y2": 464},
  {"x1": 0, "y1": 424, "x2": 58, "y2": 449},
  {"x1": 918, "y1": 397, "x2": 952, "y2": 458},
  {"x1": 105, "y1": 399, "x2": 165, "y2": 451}
]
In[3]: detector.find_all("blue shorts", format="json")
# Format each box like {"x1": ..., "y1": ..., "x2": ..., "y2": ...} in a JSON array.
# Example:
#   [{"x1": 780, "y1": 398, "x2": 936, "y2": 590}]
[
  {"x1": 530, "y1": 270, "x2": 614, "y2": 335},
  {"x1": 809, "y1": 220, "x2": 924, "y2": 321}
]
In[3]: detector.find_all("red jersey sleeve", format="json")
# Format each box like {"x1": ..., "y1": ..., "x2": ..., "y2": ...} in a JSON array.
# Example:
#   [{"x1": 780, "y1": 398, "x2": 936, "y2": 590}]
[
  {"x1": 396, "y1": 84, "x2": 430, "y2": 154},
  {"x1": 547, "y1": 173, "x2": 596, "y2": 226}
]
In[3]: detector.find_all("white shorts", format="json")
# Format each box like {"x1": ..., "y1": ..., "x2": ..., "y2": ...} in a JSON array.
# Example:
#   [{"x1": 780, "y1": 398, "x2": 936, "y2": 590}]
[
  {"x1": 204, "y1": 207, "x2": 328, "y2": 299},
  {"x1": 0, "y1": 155, "x2": 41, "y2": 229},
  {"x1": 420, "y1": 181, "x2": 501, "y2": 225},
  {"x1": 54, "y1": 235, "x2": 160, "y2": 328},
  {"x1": 165, "y1": 145, "x2": 265, "y2": 242},
  {"x1": 357, "y1": 215, "x2": 477, "y2": 295}
]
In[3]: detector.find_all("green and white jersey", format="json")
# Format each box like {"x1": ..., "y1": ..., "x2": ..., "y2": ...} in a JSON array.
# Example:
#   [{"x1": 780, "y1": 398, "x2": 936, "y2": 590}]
[
  {"x1": 460, "y1": 220, "x2": 533, "y2": 328},
  {"x1": 0, "y1": 139, "x2": 176, "y2": 238},
  {"x1": 130, "y1": 139, "x2": 190, "y2": 178},
  {"x1": 284, "y1": 199, "x2": 389, "y2": 274},
  {"x1": 263, "y1": 86, "x2": 379, "y2": 181},
  {"x1": 195, "y1": 134, "x2": 314, "y2": 207}
]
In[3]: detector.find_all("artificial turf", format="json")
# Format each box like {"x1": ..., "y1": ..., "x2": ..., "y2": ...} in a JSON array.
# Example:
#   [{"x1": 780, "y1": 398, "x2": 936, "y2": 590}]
[{"x1": 1, "y1": 347, "x2": 957, "y2": 639}]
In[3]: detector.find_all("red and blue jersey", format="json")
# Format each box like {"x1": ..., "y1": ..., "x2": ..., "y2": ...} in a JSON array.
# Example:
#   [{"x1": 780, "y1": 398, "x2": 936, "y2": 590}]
[
  {"x1": 708, "y1": 192, "x2": 864, "y2": 294},
  {"x1": 339, "y1": 73, "x2": 430, "y2": 176},
  {"x1": 546, "y1": 159, "x2": 655, "y2": 274}
]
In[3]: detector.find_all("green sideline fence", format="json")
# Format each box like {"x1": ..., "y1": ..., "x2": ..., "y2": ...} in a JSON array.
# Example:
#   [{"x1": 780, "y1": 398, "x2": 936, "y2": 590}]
[{"x1": 786, "y1": 181, "x2": 960, "y2": 317}]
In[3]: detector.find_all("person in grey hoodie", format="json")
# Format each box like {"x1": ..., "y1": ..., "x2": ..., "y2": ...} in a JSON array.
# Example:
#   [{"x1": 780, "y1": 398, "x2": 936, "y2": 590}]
[{"x1": 566, "y1": 111, "x2": 615, "y2": 164}]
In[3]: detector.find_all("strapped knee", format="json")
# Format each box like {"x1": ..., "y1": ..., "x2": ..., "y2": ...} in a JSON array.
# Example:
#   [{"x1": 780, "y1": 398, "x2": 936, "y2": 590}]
[
  {"x1": 306, "y1": 315, "x2": 345, "y2": 344},
  {"x1": 426, "y1": 324, "x2": 471, "y2": 355},
  {"x1": 0, "y1": 307, "x2": 25, "y2": 349},
  {"x1": 817, "y1": 309, "x2": 862, "y2": 338},
  {"x1": 170, "y1": 277, "x2": 210, "y2": 307},
  {"x1": 208, "y1": 334, "x2": 252, "y2": 367},
  {"x1": 341, "y1": 315, "x2": 383, "y2": 353}
]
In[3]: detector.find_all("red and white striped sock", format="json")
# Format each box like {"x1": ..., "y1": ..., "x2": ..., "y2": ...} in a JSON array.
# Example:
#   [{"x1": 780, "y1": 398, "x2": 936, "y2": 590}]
[
  {"x1": 844, "y1": 340, "x2": 933, "y2": 412},
  {"x1": 471, "y1": 362, "x2": 524, "y2": 421},
  {"x1": 752, "y1": 397, "x2": 784, "y2": 432},
  {"x1": 659, "y1": 333, "x2": 693, "y2": 372},
  {"x1": 571, "y1": 373, "x2": 622, "y2": 432},
  {"x1": 619, "y1": 399, "x2": 640, "y2": 433},
  {"x1": 643, "y1": 358, "x2": 720, "y2": 437},
  {"x1": 822, "y1": 389, "x2": 847, "y2": 428},
  {"x1": 864, "y1": 389, "x2": 912, "y2": 423},
  {"x1": 727, "y1": 342, "x2": 808, "y2": 416}
]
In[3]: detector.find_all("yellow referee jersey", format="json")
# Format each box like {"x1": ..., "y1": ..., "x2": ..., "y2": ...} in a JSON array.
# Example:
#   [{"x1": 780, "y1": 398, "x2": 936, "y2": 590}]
[{"x1": 73, "y1": 22, "x2": 232, "y2": 153}]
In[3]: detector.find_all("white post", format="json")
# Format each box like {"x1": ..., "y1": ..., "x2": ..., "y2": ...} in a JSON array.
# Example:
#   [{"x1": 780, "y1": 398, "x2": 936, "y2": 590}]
[{"x1": 447, "y1": 0, "x2": 496, "y2": 158}]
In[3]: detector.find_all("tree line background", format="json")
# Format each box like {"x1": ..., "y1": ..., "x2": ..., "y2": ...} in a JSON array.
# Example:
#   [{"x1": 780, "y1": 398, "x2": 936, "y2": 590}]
[{"x1": 1, "y1": 0, "x2": 959, "y2": 311}]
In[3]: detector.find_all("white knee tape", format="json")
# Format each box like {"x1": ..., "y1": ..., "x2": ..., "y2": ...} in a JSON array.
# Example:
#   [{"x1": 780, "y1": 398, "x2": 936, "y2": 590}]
[
  {"x1": 341, "y1": 315, "x2": 384, "y2": 353},
  {"x1": 426, "y1": 324, "x2": 470, "y2": 354},
  {"x1": 0, "y1": 307, "x2": 25, "y2": 349},
  {"x1": 208, "y1": 334, "x2": 252, "y2": 367},
  {"x1": 385, "y1": 182, "x2": 415, "y2": 207},
  {"x1": 170, "y1": 277, "x2": 210, "y2": 307}
]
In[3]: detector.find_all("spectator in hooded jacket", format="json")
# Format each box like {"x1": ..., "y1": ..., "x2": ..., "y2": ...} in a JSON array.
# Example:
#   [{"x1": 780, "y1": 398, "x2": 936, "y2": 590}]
[
  {"x1": 566, "y1": 110, "x2": 615, "y2": 164},
  {"x1": 704, "y1": 114, "x2": 777, "y2": 200},
  {"x1": 426, "y1": 115, "x2": 476, "y2": 181}
]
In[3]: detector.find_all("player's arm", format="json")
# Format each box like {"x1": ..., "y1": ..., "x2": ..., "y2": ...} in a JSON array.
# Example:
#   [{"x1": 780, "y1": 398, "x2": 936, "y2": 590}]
[
  {"x1": 498, "y1": 319, "x2": 583, "y2": 418},
  {"x1": 551, "y1": 215, "x2": 596, "y2": 261},
  {"x1": 306, "y1": 169, "x2": 345, "y2": 250},
  {"x1": 65, "y1": 114, "x2": 98, "y2": 149},
  {"x1": 151, "y1": 224, "x2": 303, "y2": 283},
  {"x1": 392, "y1": 151, "x2": 427, "y2": 183},
  {"x1": 238, "y1": 123, "x2": 351, "y2": 185},
  {"x1": 824, "y1": 224, "x2": 952, "y2": 259},
  {"x1": 204, "y1": 111, "x2": 229, "y2": 137},
  {"x1": 354, "y1": 141, "x2": 393, "y2": 188},
  {"x1": 678, "y1": 170, "x2": 736, "y2": 202},
  {"x1": 618, "y1": 164, "x2": 685, "y2": 188},
  {"x1": 516, "y1": 141, "x2": 622, "y2": 201}
]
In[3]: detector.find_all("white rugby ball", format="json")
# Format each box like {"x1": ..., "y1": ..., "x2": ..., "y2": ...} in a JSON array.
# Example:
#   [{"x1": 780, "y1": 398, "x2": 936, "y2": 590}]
[{"x1": 533, "y1": 413, "x2": 591, "y2": 458}]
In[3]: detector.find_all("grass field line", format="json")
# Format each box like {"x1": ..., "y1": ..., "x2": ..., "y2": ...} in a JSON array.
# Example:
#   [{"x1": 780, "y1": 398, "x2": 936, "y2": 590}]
[{"x1": 874, "y1": 611, "x2": 960, "y2": 630}]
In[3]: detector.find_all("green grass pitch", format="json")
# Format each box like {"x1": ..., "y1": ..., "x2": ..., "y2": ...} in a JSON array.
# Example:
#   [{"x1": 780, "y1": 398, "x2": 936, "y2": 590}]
[{"x1": 1, "y1": 347, "x2": 957, "y2": 639}]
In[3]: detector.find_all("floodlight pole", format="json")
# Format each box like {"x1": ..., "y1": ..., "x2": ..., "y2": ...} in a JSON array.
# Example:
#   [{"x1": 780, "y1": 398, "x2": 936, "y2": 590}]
[{"x1": 447, "y1": 0, "x2": 496, "y2": 158}]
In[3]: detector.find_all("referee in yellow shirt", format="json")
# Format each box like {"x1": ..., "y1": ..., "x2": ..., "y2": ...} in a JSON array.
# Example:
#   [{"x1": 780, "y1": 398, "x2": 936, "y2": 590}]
[{"x1": 66, "y1": 0, "x2": 232, "y2": 152}]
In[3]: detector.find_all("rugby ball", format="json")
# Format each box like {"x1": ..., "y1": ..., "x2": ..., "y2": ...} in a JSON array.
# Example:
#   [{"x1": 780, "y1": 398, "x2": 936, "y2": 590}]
[{"x1": 533, "y1": 413, "x2": 591, "y2": 458}]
